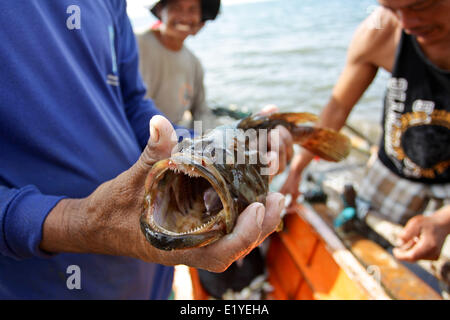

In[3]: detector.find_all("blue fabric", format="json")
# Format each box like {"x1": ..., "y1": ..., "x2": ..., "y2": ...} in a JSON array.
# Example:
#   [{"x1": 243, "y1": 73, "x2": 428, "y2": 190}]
[{"x1": 0, "y1": 0, "x2": 174, "y2": 299}]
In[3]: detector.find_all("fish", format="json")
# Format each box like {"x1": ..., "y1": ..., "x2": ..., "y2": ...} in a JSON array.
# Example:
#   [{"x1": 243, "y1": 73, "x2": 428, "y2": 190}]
[{"x1": 140, "y1": 112, "x2": 351, "y2": 251}]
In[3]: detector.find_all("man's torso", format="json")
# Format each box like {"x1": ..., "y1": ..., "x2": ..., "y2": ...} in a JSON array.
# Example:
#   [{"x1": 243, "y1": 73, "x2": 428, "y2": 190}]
[
  {"x1": 0, "y1": 1, "x2": 172, "y2": 299},
  {"x1": 137, "y1": 30, "x2": 202, "y2": 124}
]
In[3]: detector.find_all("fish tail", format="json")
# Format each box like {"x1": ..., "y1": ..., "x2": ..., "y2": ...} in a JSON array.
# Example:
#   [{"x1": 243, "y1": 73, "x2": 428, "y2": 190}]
[
  {"x1": 266, "y1": 113, "x2": 351, "y2": 162},
  {"x1": 291, "y1": 126, "x2": 351, "y2": 162},
  {"x1": 238, "y1": 112, "x2": 351, "y2": 162},
  {"x1": 238, "y1": 112, "x2": 318, "y2": 130}
]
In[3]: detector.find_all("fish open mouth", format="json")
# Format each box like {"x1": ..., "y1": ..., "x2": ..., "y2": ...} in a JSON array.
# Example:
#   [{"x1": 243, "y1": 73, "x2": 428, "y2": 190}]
[{"x1": 141, "y1": 154, "x2": 235, "y2": 250}]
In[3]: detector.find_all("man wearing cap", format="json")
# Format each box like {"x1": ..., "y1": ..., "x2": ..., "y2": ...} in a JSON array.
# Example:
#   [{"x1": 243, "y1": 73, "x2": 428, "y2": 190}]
[{"x1": 137, "y1": 0, "x2": 220, "y2": 130}]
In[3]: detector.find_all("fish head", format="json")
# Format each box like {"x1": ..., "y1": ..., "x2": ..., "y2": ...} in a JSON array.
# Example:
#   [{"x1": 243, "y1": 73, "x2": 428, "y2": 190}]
[{"x1": 140, "y1": 152, "x2": 238, "y2": 251}]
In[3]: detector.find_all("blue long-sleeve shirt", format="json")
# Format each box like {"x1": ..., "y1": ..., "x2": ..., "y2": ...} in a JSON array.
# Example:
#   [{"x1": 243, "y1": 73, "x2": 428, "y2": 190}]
[{"x1": 0, "y1": 0, "x2": 174, "y2": 299}]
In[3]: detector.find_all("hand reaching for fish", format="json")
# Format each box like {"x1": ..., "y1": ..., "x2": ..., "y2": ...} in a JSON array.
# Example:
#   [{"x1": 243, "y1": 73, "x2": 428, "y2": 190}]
[{"x1": 259, "y1": 105, "x2": 294, "y2": 175}]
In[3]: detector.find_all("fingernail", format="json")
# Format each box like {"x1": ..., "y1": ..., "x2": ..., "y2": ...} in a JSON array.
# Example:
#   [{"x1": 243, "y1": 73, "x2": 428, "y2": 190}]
[
  {"x1": 150, "y1": 125, "x2": 160, "y2": 144},
  {"x1": 256, "y1": 204, "x2": 265, "y2": 229}
]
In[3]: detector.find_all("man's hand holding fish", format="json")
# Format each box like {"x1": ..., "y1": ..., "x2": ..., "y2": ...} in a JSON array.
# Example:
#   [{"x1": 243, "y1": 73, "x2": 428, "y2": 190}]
[{"x1": 39, "y1": 114, "x2": 291, "y2": 273}]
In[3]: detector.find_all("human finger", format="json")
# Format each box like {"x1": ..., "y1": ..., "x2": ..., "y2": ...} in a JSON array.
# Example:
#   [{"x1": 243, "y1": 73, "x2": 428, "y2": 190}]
[
  {"x1": 258, "y1": 192, "x2": 285, "y2": 243},
  {"x1": 269, "y1": 129, "x2": 287, "y2": 174},
  {"x1": 397, "y1": 215, "x2": 423, "y2": 246},
  {"x1": 393, "y1": 235, "x2": 440, "y2": 262},
  {"x1": 276, "y1": 125, "x2": 294, "y2": 163},
  {"x1": 197, "y1": 202, "x2": 265, "y2": 272},
  {"x1": 139, "y1": 115, "x2": 178, "y2": 169}
]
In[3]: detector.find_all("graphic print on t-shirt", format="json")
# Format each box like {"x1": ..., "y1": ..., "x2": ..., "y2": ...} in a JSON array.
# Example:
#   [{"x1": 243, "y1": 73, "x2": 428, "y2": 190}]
[{"x1": 384, "y1": 77, "x2": 450, "y2": 180}]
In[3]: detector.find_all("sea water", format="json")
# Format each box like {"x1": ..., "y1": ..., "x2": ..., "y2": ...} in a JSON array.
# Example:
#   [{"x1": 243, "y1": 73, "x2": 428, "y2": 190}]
[{"x1": 129, "y1": 0, "x2": 390, "y2": 124}]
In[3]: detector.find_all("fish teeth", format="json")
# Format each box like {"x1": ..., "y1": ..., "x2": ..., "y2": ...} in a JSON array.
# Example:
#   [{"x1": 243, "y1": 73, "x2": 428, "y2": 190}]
[
  {"x1": 169, "y1": 164, "x2": 202, "y2": 178},
  {"x1": 181, "y1": 217, "x2": 216, "y2": 235}
]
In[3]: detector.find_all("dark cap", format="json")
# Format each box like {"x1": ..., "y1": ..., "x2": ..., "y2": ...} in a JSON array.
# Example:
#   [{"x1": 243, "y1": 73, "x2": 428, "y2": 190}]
[{"x1": 150, "y1": 0, "x2": 221, "y2": 22}]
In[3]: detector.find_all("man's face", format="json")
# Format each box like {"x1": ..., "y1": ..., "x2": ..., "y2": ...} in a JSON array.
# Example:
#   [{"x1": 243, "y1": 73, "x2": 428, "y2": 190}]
[
  {"x1": 160, "y1": 0, "x2": 203, "y2": 39},
  {"x1": 378, "y1": 0, "x2": 450, "y2": 45}
]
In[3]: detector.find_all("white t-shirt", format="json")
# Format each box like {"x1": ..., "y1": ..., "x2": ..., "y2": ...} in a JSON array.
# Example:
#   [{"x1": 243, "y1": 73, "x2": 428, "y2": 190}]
[{"x1": 137, "y1": 30, "x2": 215, "y2": 129}]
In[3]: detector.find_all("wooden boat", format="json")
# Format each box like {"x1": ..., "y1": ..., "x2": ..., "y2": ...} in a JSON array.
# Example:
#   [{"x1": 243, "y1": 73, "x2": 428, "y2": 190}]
[{"x1": 188, "y1": 201, "x2": 442, "y2": 300}]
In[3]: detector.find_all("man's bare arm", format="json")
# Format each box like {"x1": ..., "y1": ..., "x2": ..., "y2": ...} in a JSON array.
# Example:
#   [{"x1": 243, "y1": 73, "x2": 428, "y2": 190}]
[{"x1": 281, "y1": 8, "x2": 399, "y2": 197}]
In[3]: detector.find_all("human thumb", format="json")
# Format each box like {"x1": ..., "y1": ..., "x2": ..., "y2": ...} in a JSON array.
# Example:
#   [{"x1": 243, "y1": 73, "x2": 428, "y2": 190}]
[
  {"x1": 397, "y1": 216, "x2": 422, "y2": 247},
  {"x1": 138, "y1": 115, "x2": 178, "y2": 170}
]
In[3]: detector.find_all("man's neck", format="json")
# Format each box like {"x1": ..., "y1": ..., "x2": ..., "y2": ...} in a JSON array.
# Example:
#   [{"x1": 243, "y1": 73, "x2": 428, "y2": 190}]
[
  {"x1": 153, "y1": 29, "x2": 185, "y2": 52},
  {"x1": 418, "y1": 36, "x2": 450, "y2": 71}
]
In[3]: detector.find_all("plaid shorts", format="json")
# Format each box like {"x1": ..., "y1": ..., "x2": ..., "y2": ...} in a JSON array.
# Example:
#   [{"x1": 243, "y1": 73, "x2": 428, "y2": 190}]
[{"x1": 357, "y1": 156, "x2": 450, "y2": 225}]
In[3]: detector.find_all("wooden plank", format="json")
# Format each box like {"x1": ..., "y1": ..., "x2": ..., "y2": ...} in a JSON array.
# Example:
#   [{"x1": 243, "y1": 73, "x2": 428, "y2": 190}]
[
  {"x1": 189, "y1": 268, "x2": 210, "y2": 300},
  {"x1": 283, "y1": 212, "x2": 320, "y2": 265},
  {"x1": 279, "y1": 225, "x2": 370, "y2": 300},
  {"x1": 344, "y1": 233, "x2": 442, "y2": 300},
  {"x1": 266, "y1": 235, "x2": 303, "y2": 299},
  {"x1": 293, "y1": 203, "x2": 391, "y2": 300},
  {"x1": 295, "y1": 279, "x2": 314, "y2": 300},
  {"x1": 305, "y1": 202, "x2": 442, "y2": 299}
]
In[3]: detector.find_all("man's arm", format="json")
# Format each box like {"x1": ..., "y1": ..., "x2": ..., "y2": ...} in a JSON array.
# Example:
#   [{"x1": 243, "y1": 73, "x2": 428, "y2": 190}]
[
  {"x1": 0, "y1": 186, "x2": 65, "y2": 260},
  {"x1": 281, "y1": 8, "x2": 397, "y2": 198}
]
